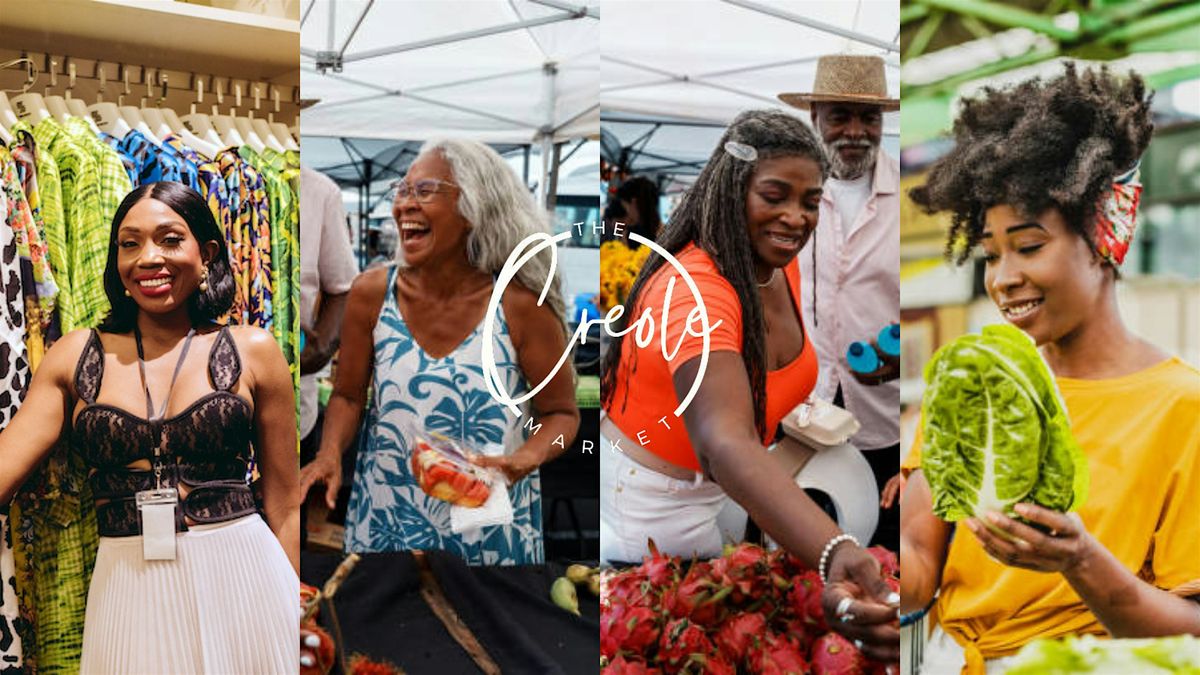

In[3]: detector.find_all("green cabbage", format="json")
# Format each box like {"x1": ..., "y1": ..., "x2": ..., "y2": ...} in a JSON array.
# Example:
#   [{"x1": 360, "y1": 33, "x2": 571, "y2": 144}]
[
  {"x1": 921, "y1": 324, "x2": 1088, "y2": 521},
  {"x1": 1006, "y1": 635, "x2": 1200, "y2": 674}
]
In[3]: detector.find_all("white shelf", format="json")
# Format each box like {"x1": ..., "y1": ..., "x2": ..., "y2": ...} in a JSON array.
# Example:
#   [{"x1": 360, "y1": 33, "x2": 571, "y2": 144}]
[{"x1": 1, "y1": 0, "x2": 298, "y2": 81}]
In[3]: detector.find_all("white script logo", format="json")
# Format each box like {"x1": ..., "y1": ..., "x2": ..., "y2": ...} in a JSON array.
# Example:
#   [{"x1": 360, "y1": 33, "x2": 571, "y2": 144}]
[{"x1": 481, "y1": 228, "x2": 722, "y2": 420}]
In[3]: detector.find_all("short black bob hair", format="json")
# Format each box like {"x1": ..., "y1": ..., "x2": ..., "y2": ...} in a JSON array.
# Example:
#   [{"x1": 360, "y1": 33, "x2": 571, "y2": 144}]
[{"x1": 99, "y1": 181, "x2": 235, "y2": 333}]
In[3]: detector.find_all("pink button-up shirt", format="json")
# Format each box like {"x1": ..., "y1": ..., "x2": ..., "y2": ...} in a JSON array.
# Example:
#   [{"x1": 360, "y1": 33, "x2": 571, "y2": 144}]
[{"x1": 798, "y1": 151, "x2": 900, "y2": 450}]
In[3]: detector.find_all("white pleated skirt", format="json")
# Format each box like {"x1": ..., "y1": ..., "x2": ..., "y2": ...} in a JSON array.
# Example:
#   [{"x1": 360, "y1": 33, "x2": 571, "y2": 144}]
[{"x1": 80, "y1": 514, "x2": 298, "y2": 675}]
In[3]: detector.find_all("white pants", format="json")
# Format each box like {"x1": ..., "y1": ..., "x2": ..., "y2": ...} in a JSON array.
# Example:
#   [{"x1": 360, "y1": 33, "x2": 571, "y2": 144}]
[
  {"x1": 599, "y1": 437, "x2": 747, "y2": 564},
  {"x1": 917, "y1": 625, "x2": 1017, "y2": 675}
]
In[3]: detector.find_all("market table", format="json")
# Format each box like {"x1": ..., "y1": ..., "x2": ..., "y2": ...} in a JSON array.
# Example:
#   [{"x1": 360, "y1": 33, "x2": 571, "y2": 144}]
[{"x1": 302, "y1": 550, "x2": 600, "y2": 675}]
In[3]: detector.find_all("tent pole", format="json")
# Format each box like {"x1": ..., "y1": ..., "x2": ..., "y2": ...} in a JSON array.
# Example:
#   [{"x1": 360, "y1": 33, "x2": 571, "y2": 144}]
[
  {"x1": 326, "y1": 0, "x2": 337, "y2": 51},
  {"x1": 357, "y1": 182, "x2": 366, "y2": 269},
  {"x1": 361, "y1": 159, "x2": 373, "y2": 268},
  {"x1": 344, "y1": 14, "x2": 583, "y2": 64},
  {"x1": 546, "y1": 142, "x2": 562, "y2": 212},
  {"x1": 539, "y1": 61, "x2": 559, "y2": 210},
  {"x1": 539, "y1": 134, "x2": 552, "y2": 209},
  {"x1": 523, "y1": 145, "x2": 531, "y2": 187},
  {"x1": 339, "y1": 0, "x2": 375, "y2": 56},
  {"x1": 721, "y1": 0, "x2": 900, "y2": 52}
]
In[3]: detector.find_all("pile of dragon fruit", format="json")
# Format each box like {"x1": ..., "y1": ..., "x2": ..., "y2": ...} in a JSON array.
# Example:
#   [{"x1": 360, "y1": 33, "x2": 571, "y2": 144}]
[{"x1": 600, "y1": 542, "x2": 899, "y2": 674}]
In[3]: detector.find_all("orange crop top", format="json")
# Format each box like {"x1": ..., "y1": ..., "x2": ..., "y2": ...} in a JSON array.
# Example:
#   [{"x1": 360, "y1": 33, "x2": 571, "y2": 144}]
[{"x1": 605, "y1": 244, "x2": 819, "y2": 472}]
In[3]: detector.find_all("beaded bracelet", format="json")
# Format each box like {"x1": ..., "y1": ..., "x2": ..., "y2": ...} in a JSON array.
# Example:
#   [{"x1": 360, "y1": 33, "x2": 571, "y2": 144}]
[
  {"x1": 899, "y1": 607, "x2": 928, "y2": 628},
  {"x1": 818, "y1": 533, "x2": 860, "y2": 583}
]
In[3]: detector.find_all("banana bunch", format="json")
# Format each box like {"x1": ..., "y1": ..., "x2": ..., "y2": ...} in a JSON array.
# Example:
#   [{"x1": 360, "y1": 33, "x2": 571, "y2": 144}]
[{"x1": 550, "y1": 564, "x2": 600, "y2": 615}]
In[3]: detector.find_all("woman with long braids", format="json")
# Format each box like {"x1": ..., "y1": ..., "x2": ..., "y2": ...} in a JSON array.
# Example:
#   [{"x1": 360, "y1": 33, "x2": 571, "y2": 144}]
[
  {"x1": 600, "y1": 110, "x2": 898, "y2": 662},
  {"x1": 901, "y1": 64, "x2": 1200, "y2": 673}
]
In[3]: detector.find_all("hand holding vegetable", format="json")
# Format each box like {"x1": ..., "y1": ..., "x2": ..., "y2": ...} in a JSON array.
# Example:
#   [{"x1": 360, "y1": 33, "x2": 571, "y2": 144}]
[
  {"x1": 921, "y1": 325, "x2": 1088, "y2": 522},
  {"x1": 966, "y1": 502, "x2": 1095, "y2": 574}
]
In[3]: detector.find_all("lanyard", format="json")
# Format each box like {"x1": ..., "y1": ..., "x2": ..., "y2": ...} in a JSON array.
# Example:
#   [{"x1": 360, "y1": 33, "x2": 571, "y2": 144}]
[{"x1": 134, "y1": 327, "x2": 196, "y2": 488}]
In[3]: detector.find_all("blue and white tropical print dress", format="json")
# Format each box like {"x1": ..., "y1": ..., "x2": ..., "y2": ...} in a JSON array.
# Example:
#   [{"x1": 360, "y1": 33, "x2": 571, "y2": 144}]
[{"x1": 344, "y1": 266, "x2": 544, "y2": 565}]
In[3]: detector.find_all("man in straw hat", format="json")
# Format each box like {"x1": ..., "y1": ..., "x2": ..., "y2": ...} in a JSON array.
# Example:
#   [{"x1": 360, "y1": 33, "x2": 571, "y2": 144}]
[{"x1": 780, "y1": 54, "x2": 901, "y2": 551}]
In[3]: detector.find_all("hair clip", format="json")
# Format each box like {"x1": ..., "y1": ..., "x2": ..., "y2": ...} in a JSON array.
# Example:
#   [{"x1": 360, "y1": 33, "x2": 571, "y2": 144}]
[{"x1": 724, "y1": 141, "x2": 758, "y2": 162}]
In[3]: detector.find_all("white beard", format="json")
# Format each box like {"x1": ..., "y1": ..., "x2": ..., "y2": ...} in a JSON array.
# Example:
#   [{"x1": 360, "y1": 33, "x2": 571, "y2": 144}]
[{"x1": 827, "y1": 139, "x2": 878, "y2": 180}]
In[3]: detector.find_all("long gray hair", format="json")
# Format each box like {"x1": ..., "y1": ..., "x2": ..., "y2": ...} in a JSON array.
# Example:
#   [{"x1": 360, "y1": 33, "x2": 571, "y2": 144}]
[{"x1": 409, "y1": 138, "x2": 568, "y2": 333}]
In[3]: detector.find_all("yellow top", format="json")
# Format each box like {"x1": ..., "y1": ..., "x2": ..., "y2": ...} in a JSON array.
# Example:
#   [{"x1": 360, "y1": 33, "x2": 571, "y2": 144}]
[{"x1": 903, "y1": 357, "x2": 1200, "y2": 674}]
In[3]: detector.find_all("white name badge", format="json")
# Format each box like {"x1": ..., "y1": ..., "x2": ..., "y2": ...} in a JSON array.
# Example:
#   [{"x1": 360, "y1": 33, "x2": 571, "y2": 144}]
[{"x1": 137, "y1": 488, "x2": 179, "y2": 561}]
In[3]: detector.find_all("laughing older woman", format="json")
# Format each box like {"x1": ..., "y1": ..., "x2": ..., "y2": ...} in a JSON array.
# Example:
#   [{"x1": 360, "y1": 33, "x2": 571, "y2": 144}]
[{"x1": 298, "y1": 139, "x2": 579, "y2": 565}]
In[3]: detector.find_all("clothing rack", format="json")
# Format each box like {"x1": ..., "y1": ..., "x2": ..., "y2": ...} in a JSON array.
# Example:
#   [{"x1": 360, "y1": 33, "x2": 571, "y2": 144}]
[
  {"x1": 0, "y1": 0, "x2": 300, "y2": 129},
  {"x1": 0, "y1": 50, "x2": 301, "y2": 127},
  {"x1": 0, "y1": 4, "x2": 301, "y2": 672}
]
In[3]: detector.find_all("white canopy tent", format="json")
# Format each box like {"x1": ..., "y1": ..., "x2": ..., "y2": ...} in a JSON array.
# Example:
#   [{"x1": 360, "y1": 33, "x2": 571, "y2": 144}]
[
  {"x1": 300, "y1": 0, "x2": 600, "y2": 276},
  {"x1": 301, "y1": 0, "x2": 598, "y2": 142},
  {"x1": 600, "y1": 0, "x2": 900, "y2": 184},
  {"x1": 301, "y1": 0, "x2": 599, "y2": 203}
]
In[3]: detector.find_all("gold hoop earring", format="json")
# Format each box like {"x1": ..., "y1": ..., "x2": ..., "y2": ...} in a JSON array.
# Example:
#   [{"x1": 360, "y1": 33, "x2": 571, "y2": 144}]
[{"x1": 199, "y1": 266, "x2": 210, "y2": 293}]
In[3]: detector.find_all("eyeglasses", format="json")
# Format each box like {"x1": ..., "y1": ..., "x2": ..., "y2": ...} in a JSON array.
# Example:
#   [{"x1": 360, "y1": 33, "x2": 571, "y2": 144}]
[{"x1": 390, "y1": 178, "x2": 459, "y2": 204}]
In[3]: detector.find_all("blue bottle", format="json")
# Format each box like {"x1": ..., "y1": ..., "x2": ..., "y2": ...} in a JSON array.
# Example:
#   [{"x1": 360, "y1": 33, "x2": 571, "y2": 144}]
[
  {"x1": 846, "y1": 341, "x2": 881, "y2": 373},
  {"x1": 877, "y1": 323, "x2": 900, "y2": 358}
]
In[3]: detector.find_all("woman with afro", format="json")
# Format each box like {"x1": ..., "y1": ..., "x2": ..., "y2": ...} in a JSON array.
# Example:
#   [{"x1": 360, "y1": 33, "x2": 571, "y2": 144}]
[{"x1": 900, "y1": 63, "x2": 1200, "y2": 673}]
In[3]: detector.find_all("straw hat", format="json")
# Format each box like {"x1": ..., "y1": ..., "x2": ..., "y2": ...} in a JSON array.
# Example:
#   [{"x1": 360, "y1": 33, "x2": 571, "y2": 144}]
[{"x1": 779, "y1": 54, "x2": 899, "y2": 112}]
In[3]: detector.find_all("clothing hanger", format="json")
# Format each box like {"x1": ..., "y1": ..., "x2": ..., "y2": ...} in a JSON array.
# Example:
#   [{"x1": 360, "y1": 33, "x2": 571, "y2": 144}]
[
  {"x1": 60, "y1": 58, "x2": 99, "y2": 133},
  {"x1": 211, "y1": 114, "x2": 245, "y2": 148},
  {"x1": 85, "y1": 62, "x2": 127, "y2": 137},
  {"x1": 119, "y1": 105, "x2": 163, "y2": 144},
  {"x1": 251, "y1": 117, "x2": 285, "y2": 153},
  {"x1": 259, "y1": 114, "x2": 294, "y2": 152},
  {"x1": 161, "y1": 108, "x2": 218, "y2": 160},
  {"x1": 0, "y1": 92, "x2": 18, "y2": 142},
  {"x1": 40, "y1": 57, "x2": 73, "y2": 124},
  {"x1": 265, "y1": 89, "x2": 298, "y2": 151},
  {"x1": 232, "y1": 115, "x2": 266, "y2": 153},
  {"x1": 181, "y1": 111, "x2": 225, "y2": 149},
  {"x1": 217, "y1": 82, "x2": 256, "y2": 150},
  {"x1": 65, "y1": 98, "x2": 101, "y2": 133},
  {"x1": 108, "y1": 66, "x2": 158, "y2": 140},
  {"x1": 0, "y1": 100, "x2": 12, "y2": 143},
  {"x1": 177, "y1": 76, "x2": 225, "y2": 151},
  {"x1": 88, "y1": 101, "x2": 131, "y2": 138},
  {"x1": 245, "y1": 85, "x2": 283, "y2": 152},
  {"x1": 10, "y1": 92, "x2": 52, "y2": 125},
  {"x1": 7, "y1": 56, "x2": 51, "y2": 125},
  {"x1": 140, "y1": 107, "x2": 175, "y2": 141},
  {"x1": 1, "y1": 58, "x2": 36, "y2": 138},
  {"x1": 136, "y1": 68, "x2": 172, "y2": 138},
  {"x1": 44, "y1": 95, "x2": 71, "y2": 123},
  {"x1": 270, "y1": 121, "x2": 299, "y2": 151}
]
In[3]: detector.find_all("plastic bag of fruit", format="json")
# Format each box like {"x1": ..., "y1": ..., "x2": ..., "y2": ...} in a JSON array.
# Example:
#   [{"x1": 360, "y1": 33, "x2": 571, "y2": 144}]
[{"x1": 408, "y1": 426, "x2": 498, "y2": 508}]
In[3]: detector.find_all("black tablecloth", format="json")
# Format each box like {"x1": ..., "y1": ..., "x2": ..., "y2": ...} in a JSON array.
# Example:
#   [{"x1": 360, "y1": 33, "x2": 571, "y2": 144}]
[{"x1": 302, "y1": 551, "x2": 600, "y2": 675}]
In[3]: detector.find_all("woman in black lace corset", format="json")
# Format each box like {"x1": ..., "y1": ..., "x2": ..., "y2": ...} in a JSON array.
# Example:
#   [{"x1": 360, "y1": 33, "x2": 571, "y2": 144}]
[{"x1": 0, "y1": 181, "x2": 299, "y2": 673}]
